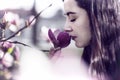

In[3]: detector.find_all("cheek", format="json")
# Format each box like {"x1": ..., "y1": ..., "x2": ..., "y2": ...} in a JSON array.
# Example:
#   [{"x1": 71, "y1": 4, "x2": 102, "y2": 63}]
[
  {"x1": 75, "y1": 24, "x2": 91, "y2": 47},
  {"x1": 76, "y1": 16, "x2": 91, "y2": 37},
  {"x1": 76, "y1": 35, "x2": 91, "y2": 48}
]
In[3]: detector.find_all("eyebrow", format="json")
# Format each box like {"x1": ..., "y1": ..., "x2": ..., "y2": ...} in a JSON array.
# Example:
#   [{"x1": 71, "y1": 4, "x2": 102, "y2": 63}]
[{"x1": 64, "y1": 12, "x2": 76, "y2": 16}]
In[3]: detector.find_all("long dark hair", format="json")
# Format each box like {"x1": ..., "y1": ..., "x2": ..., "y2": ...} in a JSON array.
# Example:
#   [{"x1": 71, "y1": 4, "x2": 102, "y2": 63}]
[{"x1": 76, "y1": 0, "x2": 120, "y2": 79}]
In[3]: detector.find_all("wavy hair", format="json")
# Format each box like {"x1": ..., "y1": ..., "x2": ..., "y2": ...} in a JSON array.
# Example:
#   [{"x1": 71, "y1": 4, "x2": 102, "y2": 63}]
[{"x1": 76, "y1": 0, "x2": 120, "y2": 80}]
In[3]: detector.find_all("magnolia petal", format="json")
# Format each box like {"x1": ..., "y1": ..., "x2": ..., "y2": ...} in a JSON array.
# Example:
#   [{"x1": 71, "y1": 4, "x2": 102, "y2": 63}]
[
  {"x1": 9, "y1": 24, "x2": 18, "y2": 32},
  {"x1": 13, "y1": 46, "x2": 20, "y2": 60},
  {"x1": 54, "y1": 29, "x2": 61, "y2": 39},
  {"x1": 57, "y1": 31, "x2": 71, "y2": 48},
  {"x1": 2, "y1": 53, "x2": 14, "y2": 68},
  {"x1": 48, "y1": 29, "x2": 59, "y2": 48}
]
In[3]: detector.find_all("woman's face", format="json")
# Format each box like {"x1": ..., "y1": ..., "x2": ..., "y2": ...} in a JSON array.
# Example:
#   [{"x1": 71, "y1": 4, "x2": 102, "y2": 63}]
[{"x1": 64, "y1": 0, "x2": 91, "y2": 48}]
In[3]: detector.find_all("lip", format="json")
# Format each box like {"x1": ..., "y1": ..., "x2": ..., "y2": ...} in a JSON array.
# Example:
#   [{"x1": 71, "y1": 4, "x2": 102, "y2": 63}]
[{"x1": 71, "y1": 36, "x2": 77, "y2": 40}]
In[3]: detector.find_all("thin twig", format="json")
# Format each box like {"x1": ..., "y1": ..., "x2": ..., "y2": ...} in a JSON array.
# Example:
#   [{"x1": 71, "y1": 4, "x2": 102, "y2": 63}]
[
  {"x1": 0, "y1": 4, "x2": 52, "y2": 42},
  {"x1": 8, "y1": 41, "x2": 31, "y2": 47},
  {"x1": 41, "y1": 50, "x2": 49, "y2": 52}
]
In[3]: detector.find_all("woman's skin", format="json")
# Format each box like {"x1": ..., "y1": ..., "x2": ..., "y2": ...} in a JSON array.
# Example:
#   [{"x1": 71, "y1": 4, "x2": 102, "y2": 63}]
[{"x1": 64, "y1": 0, "x2": 91, "y2": 48}]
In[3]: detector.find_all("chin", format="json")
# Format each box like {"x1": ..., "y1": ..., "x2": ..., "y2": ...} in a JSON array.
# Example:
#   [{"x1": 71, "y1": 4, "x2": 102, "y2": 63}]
[
  {"x1": 75, "y1": 42, "x2": 88, "y2": 48},
  {"x1": 75, "y1": 43, "x2": 84, "y2": 48}
]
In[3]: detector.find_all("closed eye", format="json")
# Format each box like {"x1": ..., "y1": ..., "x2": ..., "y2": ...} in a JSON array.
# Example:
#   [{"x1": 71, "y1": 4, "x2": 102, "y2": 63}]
[{"x1": 70, "y1": 19, "x2": 76, "y2": 22}]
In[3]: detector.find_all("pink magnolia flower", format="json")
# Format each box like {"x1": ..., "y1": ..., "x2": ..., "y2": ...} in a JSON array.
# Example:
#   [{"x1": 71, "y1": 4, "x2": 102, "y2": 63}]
[
  {"x1": 0, "y1": 41, "x2": 20, "y2": 68},
  {"x1": 48, "y1": 29, "x2": 71, "y2": 48},
  {"x1": 48, "y1": 29, "x2": 71, "y2": 59}
]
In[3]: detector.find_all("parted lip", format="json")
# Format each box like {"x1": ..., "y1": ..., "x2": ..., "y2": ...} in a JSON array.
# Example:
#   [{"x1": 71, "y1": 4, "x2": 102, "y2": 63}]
[
  {"x1": 71, "y1": 36, "x2": 77, "y2": 40},
  {"x1": 48, "y1": 29, "x2": 71, "y2": 48}
]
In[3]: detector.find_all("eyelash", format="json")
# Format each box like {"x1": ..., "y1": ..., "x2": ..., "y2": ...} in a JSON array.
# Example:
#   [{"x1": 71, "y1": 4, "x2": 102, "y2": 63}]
[{"x1": 70, "y1": 19, "x2": 76, "y2": 22}]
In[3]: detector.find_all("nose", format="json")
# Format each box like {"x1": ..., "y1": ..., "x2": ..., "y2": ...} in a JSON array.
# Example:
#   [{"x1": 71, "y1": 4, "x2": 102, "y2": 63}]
[{"x1": 64, "y1": 21, "x2": 73, "y2": 32}]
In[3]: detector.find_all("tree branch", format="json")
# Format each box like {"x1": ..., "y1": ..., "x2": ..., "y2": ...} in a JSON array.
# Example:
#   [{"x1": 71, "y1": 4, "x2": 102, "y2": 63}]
[{"x1": 8, "y1": 41, "x2": 31, "y2": 47}]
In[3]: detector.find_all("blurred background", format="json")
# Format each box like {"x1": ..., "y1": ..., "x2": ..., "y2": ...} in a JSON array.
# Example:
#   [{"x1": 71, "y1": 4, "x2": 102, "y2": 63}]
[{"x1": 0, "y1": 0, "x2": 65, "y2": 49}]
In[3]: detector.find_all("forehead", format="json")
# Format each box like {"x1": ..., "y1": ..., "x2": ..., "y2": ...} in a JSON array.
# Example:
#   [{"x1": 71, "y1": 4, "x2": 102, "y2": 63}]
[{"x1": 64, "y1": 0, "x2": 81, "y2": 12}]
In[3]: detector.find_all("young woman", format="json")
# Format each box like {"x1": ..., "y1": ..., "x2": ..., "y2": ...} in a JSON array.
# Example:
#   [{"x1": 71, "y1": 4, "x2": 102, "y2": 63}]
[{"x1": 63, "y1": 0, "x2": 120, "y2": 80}]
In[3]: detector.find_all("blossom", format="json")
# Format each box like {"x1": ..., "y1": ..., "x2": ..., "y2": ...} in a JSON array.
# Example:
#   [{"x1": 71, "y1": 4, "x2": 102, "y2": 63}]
[
  {"x1": 0, "y1": 41, "x2": 20, "y2": 68},
  {"x1": 48, "y1": 29, "x2": 71, "y2": 49},
  {"x1": 48, "y1": 29, "x2": 71, "y2": 59}
]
